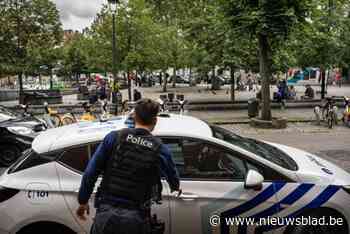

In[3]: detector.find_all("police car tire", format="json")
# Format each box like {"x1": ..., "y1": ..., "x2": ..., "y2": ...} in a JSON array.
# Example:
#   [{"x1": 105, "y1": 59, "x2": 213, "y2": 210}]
[{"x1": 18, "y1": 222, "x2": 76, "y2": 234}]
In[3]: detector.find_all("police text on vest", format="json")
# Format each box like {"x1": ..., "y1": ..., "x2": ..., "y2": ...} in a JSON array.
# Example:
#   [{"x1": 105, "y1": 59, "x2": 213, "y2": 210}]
[{"x1": 126, "y1": 134, "x2": 153, "y2": 148}]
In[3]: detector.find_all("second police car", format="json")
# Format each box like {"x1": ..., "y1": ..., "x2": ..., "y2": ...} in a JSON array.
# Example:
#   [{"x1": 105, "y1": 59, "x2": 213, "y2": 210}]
[{"x1": 0, "y1": 114, "x2": 349, "y2": 234}]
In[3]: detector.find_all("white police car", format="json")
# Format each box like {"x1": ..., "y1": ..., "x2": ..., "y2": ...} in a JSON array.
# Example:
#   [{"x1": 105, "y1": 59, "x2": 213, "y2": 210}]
[{"x1": 0, "y1": 114, "x2": 349, "y2": 234}]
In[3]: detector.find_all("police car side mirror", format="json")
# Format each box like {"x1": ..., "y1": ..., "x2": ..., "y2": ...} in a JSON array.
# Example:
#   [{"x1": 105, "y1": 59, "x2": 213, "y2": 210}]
[{"x1": 244, "y1": 170, "x2": 264, "y2": 191}]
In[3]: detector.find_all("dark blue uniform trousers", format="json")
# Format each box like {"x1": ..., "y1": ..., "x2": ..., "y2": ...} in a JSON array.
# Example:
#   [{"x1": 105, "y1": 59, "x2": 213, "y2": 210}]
[{"x1": 91, "y1": 204, "x2": 150, "y2": 234}]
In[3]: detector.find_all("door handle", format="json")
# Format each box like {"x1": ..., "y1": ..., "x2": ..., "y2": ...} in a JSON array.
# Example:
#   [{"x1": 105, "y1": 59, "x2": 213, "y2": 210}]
[
  {"x1": 74, "y1": 189, "x2": 97, "y2": 194},
  {"x1": 179, "y1": 193, "x2": 198, "y2": 201}
]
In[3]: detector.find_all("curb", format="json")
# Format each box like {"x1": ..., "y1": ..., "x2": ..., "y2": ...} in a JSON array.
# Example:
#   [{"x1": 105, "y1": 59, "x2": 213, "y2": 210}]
[{"x1": 210, "y1": 119, "x2": 315, "y2": 125}]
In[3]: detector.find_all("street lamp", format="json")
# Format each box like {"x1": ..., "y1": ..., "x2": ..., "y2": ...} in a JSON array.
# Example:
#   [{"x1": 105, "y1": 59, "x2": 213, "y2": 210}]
[
  {"x1": 108, "y1": 0, "x2": 118, "y2": 83},
  {"x1": 108, "y1": 0, "x2": 119, "y2": 114}
]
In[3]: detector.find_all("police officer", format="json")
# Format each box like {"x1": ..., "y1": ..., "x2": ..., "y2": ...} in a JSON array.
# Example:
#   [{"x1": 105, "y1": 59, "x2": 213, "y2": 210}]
[{"x1": 76, "y1": 98, "x2": 180, "y2": 234}]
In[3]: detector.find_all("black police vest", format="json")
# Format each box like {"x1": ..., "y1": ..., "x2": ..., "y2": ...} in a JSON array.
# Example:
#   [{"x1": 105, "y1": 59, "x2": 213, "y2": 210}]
[{"x1": 100, "y1": 128, "x2": 162, "y2": 205}]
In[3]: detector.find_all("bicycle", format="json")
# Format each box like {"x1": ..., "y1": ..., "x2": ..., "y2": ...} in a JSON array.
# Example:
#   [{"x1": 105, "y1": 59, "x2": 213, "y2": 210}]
[
  {"x1": 314, "y1": 97, "x2": 338, "y2": 129},
  {"x1": 157, "y1": 98, "x2": 169, "y2": 112},
  {"x1": 80, "y1": 102, "x2": 97, "y2": 122},
  {"x1": 342, "y1": 96, "x2": 350, "y2": 127},
  {"x1": 44, "y1": 102, "x2": 97, "y2": 127}
]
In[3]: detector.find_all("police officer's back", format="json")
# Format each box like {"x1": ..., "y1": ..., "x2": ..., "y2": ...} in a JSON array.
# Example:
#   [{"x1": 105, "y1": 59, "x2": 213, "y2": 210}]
[{"x1": 76, "y1": 99, "x2": 180, "y2": 234}]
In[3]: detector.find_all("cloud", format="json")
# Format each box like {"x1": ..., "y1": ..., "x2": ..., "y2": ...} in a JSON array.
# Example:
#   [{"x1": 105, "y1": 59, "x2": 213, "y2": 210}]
[{"x1": 51, "y1": 0, "x2": 105, "y2": 31}]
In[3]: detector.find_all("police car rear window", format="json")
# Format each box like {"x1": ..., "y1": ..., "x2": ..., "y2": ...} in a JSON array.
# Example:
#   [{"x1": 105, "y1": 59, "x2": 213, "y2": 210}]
[
  {"x1": 210, "y1": 125, "x2": 298, "y2": 171},
  {"x1": 8, "y1": 149, "x2": 59, "y2": 174},
  {"x1": 58, "y1": 146, "x2": 89, "y2": 173}
]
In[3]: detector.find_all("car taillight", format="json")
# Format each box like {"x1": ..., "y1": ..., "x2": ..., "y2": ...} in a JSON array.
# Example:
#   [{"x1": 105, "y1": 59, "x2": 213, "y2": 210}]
[{"x1": 0, "y1": 186, "x2": 19, "y2": 203}]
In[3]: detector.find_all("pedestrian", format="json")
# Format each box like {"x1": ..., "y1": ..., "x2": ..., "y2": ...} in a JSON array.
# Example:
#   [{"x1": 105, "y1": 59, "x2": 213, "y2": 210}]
[
  {"x1": 302, "y1": 84, "x2": 315, "y2": 100},
  {"x1": 111, "y1": 81, "x2": 120, "y2": 103},
  {"x1": 89, "y1": 82, "x2": 98, "y2": 104},
  {"x1": 288, "y1": 85, "x2": 297, "y2": 100},
  {"x1": 336, "y1": 71, "x2": 342, "y2": 88},
  {"x1": 97, "y1": 81, "x2": 107, "y2": 101},
  {"x1": 276, "y1": 80, "x2": 287, "y2": 109},
  {"x1": 133, "y1": 89, "x2": 142, "y2": 102},
  {"x1": 76, "y1": 99, "x2": 180, "y2": 234},
  {"x1": 247, "y1": 75, "x2": 253, "y2": 91}
]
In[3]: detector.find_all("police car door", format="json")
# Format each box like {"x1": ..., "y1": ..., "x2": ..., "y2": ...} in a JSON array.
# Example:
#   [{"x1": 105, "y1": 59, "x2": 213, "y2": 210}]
[
  {"x1": 162, "y1": 137, "x2": 281, "y2": 234},
  {"x1": 55, "y1": 144, "x2": 95, "y2": 232},
  {"x1": 56, "y1": 143, "x2": 172, "y2": 234}
]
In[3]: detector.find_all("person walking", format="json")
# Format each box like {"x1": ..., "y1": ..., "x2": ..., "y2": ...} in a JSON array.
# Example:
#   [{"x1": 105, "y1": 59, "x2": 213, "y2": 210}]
[
  {"x1": 336, "y1": 71, "x2": 342, "y2": 88},
  {"x1": 76, "y1": 99, "x2": 180, "y2": 234}
]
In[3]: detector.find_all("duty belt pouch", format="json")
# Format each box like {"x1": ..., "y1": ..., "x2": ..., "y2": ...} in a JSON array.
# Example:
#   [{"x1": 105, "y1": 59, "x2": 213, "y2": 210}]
[{"x1": 94, "y1": 189, "x2": 102, "y2": 208}]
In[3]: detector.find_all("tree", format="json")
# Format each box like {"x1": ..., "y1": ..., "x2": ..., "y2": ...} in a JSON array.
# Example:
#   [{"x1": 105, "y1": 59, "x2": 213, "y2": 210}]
[
  {"x1": 0, "y1": 0, "x2": 62, "y2": 95},
  {"x1": 222, "y1": 0, "x2": 311, "y2": 120},
  {"x1": 61, "y1": 34, "x2": 88, "y2": 83}
]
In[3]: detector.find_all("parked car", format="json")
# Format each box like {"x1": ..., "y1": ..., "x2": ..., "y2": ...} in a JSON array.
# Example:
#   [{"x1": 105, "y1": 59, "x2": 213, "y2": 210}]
[
  {"x1": 169, "y1": 75, "x2": 189, "y2": 84},
  {"x1": 208, "y1": 76, "x2": 229, "y2": 85},
  {"x1": 0, "y1": 106, "x2": 46, "y2": 167},
  {"x1": 0, "y1": 115, "x2": 349, "y2": 234}
]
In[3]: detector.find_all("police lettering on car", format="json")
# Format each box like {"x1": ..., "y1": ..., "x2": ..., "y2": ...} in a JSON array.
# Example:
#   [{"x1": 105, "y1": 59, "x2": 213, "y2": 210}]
[{"x1": 76, "y1": 99, "x2": 180, "y2": 234}]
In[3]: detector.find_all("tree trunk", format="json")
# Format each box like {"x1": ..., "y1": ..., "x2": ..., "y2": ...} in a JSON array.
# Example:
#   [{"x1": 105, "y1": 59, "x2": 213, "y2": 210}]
[
  {"x1": 189, "y1": 67, "x2": 193, "y2": 86},
  {"x1": 159, "y1": 72, "x2": 162, "y2": 85},
  {"x1": 18, "y1": 72, "x2": 24, "y2": 104},
  {"x1": 162, "y1": 70, "x2": 168, "y2": 93},
  {"x1": 230, "y1": 65, "x2": 235, "y2": 102},
  {"x1": 172, "y1": 67, "x2": 176, "y2": 88},
  {"x1": 211, "y1": 67, "x2": 220, "y2": 90},
  {"x1": 320, "y1": 67, "x2": 326, "y2": 99},
  {"x1": 39, "y1": 74, "x2": 42, "y2": 86},
  {"x1": 75, "y1": 73, "x2": 79, "y2": 85},
  {"x1": 127, "y1": 71, "x2": 132, "y2": 101},
  {"x1": 50, "y1": 68, "x2": 53, "y2": 90},
  {"x1": 258, "y1": 34, "x2": 272, "y2": 121}
]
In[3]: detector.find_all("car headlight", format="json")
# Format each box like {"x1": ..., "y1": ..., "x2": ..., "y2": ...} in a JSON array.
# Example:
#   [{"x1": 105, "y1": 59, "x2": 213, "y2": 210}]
[
  {"x1": 7, "y1": 126, "x2": 34, "y2": 136},
  {"x1": 342, "y1": 186, "x2": 350, "y2": 195}
]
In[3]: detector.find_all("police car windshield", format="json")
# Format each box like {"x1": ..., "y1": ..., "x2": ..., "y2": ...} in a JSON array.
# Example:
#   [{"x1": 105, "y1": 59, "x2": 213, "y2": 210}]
[{"x1": 210, "y1": 125, "x2": 298, "y2": 171}]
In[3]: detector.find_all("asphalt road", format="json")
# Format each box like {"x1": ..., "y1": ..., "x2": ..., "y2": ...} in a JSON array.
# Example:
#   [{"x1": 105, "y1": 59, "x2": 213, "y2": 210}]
[{"x1": 223, "y1": 124, "x2": 350, "y2": 173}]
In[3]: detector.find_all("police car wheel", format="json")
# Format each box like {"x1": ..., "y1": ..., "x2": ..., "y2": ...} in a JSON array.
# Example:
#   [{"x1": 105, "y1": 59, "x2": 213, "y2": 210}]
[
  {"x1": 0, "y1": 144, "x2": 21, "y2": 167},
  {"x1": 18, "y1": 222, "x2": 75, "y2": 234}
]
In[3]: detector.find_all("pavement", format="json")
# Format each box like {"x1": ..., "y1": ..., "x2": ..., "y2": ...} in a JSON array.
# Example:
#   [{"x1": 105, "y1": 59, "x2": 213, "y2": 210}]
[
  {"x1": 188, "y1": 108, "x2": 327, "y2": 123},
  {"x1": 222, "y1": 123, "x2": 350, "y2": 173}
]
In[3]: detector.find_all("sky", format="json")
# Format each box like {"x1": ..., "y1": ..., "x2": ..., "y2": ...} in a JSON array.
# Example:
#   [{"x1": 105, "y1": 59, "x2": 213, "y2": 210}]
[{"x1": 51, "y1": 0, "x2": 105, "y2": 31}]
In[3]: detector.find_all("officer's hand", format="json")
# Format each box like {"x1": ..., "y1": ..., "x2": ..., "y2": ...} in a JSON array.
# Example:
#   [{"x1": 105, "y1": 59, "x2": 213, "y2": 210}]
[
  {"x1": 76, "y1": 204, "x2": 90, "y2": 221},
  {"x1": 176, "y1": 189, "x2": 182, "y2": 197}
]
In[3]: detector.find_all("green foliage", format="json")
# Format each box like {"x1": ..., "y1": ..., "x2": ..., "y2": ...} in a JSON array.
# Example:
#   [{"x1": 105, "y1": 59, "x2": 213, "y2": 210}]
[{"x1": 0, "y1": 0, "x2": 62, "y2": 77}]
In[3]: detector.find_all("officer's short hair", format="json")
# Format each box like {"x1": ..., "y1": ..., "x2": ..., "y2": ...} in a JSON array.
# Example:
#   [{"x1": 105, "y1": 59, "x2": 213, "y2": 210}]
[{"x1": 134, "y1": 98, "x2": 160, "y2": 125}]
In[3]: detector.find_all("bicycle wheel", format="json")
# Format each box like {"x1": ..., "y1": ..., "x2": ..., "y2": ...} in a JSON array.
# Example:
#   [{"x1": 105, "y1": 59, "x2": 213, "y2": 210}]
[
  {"x1": 333, "y1": 112, "x2": 338, "y2": 125},
  {"x1": 327, "y1": 116, "x2": 333, "y2": 129},
  {"x1": 62, "y1": 116, "x2": 75, "y2": 125},
  {"x1": 314, "y1": 106, "x2": 321, "y2": 125}
]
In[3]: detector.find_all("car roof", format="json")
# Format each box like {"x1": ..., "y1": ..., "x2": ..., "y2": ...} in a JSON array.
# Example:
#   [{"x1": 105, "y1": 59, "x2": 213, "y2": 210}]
[{"x1": 32, "y1": 114, "x2": 213, "y2": 154}]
